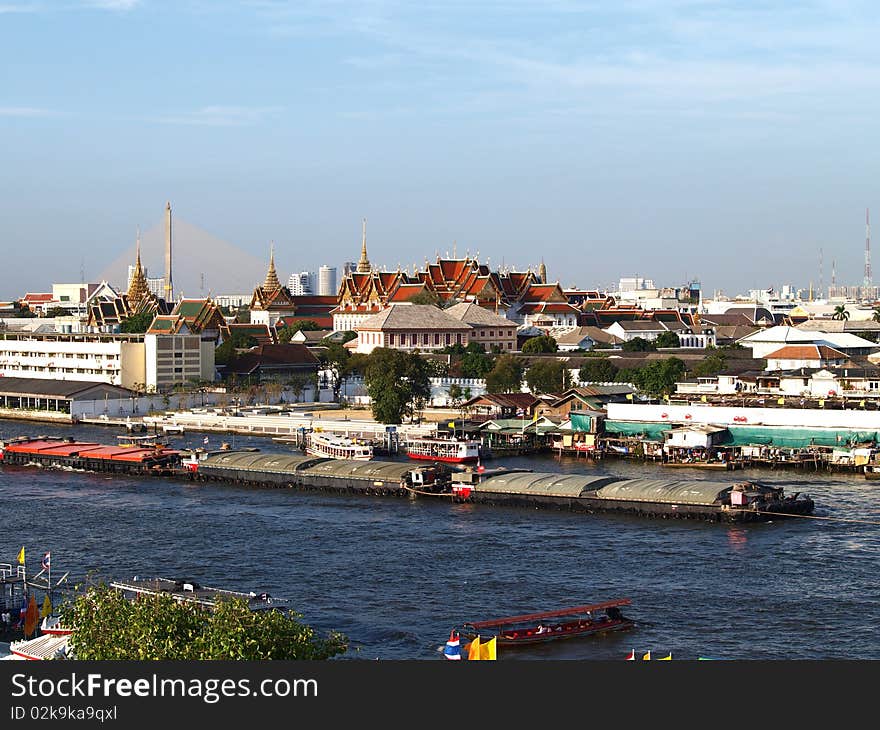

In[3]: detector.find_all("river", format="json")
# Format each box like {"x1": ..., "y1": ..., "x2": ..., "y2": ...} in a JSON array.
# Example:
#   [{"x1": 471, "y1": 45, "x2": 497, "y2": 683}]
[{"x1": 2, "y1": 418, "x2": 878, "y2": 660}]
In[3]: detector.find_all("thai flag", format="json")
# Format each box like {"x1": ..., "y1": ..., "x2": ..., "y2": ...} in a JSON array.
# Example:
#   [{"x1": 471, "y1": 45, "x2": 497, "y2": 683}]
[
  {"x1": 41, "y1": 552, "x2": 50, "y2": 571},
  {"x1": 444, "y1": 631, "x2": 461, "y2": 660},
  {"x1": 15, "y1": 596, "x2": 27, "y2": 627},
  {"x1": 203, "y1": 436, "x2": 209, "y2": 444}
]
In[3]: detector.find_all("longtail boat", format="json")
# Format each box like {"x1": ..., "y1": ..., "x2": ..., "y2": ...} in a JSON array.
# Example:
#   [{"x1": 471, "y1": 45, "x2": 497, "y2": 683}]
[{"x1": 460, "y1": 599, "x2": 635, "y2": 647}]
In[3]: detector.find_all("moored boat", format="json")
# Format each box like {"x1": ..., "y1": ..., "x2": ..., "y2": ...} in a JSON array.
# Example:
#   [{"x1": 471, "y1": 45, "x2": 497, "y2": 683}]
[
  {"x1": 460, "y1": 599, "x2": 635, "y2": 647},
  {"x1": 305, "y1": 432, "x2": 373, "y2": 461},
  {"x1": 405, "y1": 437, "x2": 480, "y2": 463},
  {"x1": 109, "y1": 577, "x2": 290, "y2": 613}
]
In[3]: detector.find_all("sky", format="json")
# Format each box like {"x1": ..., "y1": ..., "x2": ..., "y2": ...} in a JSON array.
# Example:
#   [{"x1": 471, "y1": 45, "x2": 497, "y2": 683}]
[{"x1": 1, "y1": 0, "x2": 879, "y2": 298}]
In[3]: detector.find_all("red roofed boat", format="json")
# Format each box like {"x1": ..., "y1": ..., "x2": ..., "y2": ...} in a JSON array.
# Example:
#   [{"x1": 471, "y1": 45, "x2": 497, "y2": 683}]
[
  {"x1": 460, "y1": 599, "x2": 635, "y2": 646},
  {"x1": 0, "y1": 436, "x2": 181, "y2": 475}
]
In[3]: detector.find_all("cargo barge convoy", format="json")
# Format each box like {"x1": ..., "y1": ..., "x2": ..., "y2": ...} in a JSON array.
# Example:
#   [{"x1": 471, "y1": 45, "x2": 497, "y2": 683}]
[{"x1": 0, "y1": 436, "x2": 814, "y2": 523}]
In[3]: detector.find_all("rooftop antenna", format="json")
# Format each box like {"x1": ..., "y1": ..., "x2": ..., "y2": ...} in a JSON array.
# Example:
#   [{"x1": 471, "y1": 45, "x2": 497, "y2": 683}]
[
  {"x1": 832, "y1": 258, "x2": 837, "y2": 290},
  {"x1": 865, "y1": 207, "x2": 873, "y2": 295}
]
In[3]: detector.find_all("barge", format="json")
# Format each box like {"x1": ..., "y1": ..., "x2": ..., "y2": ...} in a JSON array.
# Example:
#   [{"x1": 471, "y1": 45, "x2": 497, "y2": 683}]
[
  {"x1": 0, "y1": 436, "x2": 180, "y2": 475},
  {"x1": 448, "y1": 471, "x2": 814, "y2": 523},
  {"x1": 1, "y1": 436, "x2": 814, "y2": 523}
]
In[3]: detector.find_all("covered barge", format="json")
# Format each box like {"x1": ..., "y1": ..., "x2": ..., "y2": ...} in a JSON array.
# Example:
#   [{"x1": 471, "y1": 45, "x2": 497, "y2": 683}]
[
  {"x1": 450, "y1": 471, "x2": 814, "y2": 523},
  {"x1": 1, "y1": 436, "x2": 814, "y2": 522},
  {"x1": 0, "y1": 436, "x2": 180, "y2": 475}
]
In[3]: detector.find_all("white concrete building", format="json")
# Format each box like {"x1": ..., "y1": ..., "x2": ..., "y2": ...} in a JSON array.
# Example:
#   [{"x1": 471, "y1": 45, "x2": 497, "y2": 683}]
[
  {"x1": 0, "y1": 332, "x2": 214, "y2": 392},
  {"x1": 318, "y1": 266, "x2": 337, "y2": 296},
  {"x1": 287, "y1": 272, "x2": 314, "y2": 296}
]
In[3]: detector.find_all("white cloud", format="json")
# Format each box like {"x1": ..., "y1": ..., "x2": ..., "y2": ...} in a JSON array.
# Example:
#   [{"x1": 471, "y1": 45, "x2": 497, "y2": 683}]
[
  {"x1": 153, "y1": 105, "x2": 281, "y2": 127},
  {"x1": 0, "y1": 106, "x2": 55, "y2": 116}
]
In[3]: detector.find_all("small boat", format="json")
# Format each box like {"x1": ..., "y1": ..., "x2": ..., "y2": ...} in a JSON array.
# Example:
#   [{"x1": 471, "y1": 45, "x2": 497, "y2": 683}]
[
  {"x1": 305, "y1": 432, "x2": 373, "y2": 461},
  {"x1": 460, "y1": 599, "x2": 635, "y2": 647},
  {"x1": 662, "y1": 460, "x2": 741, "y2": 470},
  {"x1": 405, "y1": 437, "x2": 480, "y2": 463},
  {"x1": 116, "y1": 434, "x2": 168, "y2": 448},
  {"x1": 109, "y1": 577, "x2": 290, "y2": 613},
  {"x1": 865, "y1": 463, "x2": 880, "y2": 480}
]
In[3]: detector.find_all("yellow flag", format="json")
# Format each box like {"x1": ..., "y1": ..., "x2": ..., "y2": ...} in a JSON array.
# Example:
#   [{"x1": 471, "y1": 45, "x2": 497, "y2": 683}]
[
  {"x1": 777, "y1": 397, "x2": 785, "y2": 405},
  {"x1": 700, "y1": 395, "x2": 707, "y2": 402},
  {"x1": 626, "y1": 393, "x2": 634, "y2": 401},
  {"x1": 468, "y1": 636, "x2": 481, "y2": 660},
  {"x1": 40, "y1": 594, "x2": 52, "y2": 619},
  {"x1": 658, "y1": 653, "x2": 672, "y2": 660},
  {"x1": 448, "y1": 421, "x2": 455, "y2": 428},
  {"x1": 860, "y1": 400, "x2": 866, "y2": 408},
  {"x1": 642, "y1": 651, "x2": 651, "y2": 660},
  {"x1": 819, "y1": 399, "x2": 825, "y2": 408},
  {"x1": 664, "y1": 394, "x2": 670, "y2": 401},
  {"x1": 16, "y1": 546, "x2": 25, "y2": 565},
  {"x1": 480, "y1": 636, "x2": 497, "y2": 660}
]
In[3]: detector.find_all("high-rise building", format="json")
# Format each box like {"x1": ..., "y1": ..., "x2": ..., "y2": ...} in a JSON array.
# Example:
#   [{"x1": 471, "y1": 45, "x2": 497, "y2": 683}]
[
  {"x1": 318, "y1": 265, "x2": 337, "y2": 296},
  {"x1": 342, "y1": 261, "x2": 356, "y2": 276},
  {"x1": 288, "y1": 271, "x2": 314, "y2": 296}
]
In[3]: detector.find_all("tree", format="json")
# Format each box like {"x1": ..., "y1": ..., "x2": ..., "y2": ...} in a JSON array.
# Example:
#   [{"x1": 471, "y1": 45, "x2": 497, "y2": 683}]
[
  {"x1": 630, "y1": 357, "x2": 686, "y2": 396},
  {"x1": 45, "y1": 306, "x2": 70, "y2": 318},
  {"x1": 215, "y1": 332, "x2": 258, "y2": 367},
  {"x1": 832, "y1": 304, "x2": 850, "y2": 321},
  {"x1": 365, "y1": 348, "x2": 431, "y2": 423},
  {"x1": 621, "y1": 336, "x2": 657, "y2": 352},
  {"x1": 62, "y1": 582, "x2": 347, "y2": 660},
  {"x1": 690, "y1": 352, "x2": 727, "y2": 378},
  {"x1": 277, "y1": 320, "x2": 321, "y2": 343},
  {"x1": 521, "y1": 335, "x2": 557, "y2": 354},
  {"x1": 459, "y1": 349, "x2": 493, "y2": 378},
  {"x1": 319, "y1": 342, "x2": 352, "y2": 401},
  {"x1": 448, "y1": 383, "x2": 463, "y2": 409},
  {"x1": 120, "y1": 311, "x2": 154, "y2": 333},
  {"x1": 525, "y1": 359, "x2": 566, "y2": 394},
  {"x1": 407, "y1": 289, "x2": 442, "y2": 307},
  {"x1": 485, "y1": 355, "x2": 524, "y2": 393},
  {"x1": 578, "y1": 358, "x2": 619, "y2": 383},
  {"x1": 873, "y1": 308, "x2": 880, "y2": 323},
  {"x1": 654, "y1": 330, "x2": 681, "y2": 348}
]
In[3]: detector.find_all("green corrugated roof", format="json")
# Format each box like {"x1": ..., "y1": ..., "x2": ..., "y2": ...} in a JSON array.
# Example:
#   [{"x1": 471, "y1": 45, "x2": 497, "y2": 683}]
[
  {"x1": 595, "y1": 479, "x2": 730, "y2": 505},
  {"x1": 475, "y1": 473, "x2": 616, "y2": 497},
  {"x1": 177, "y1": 301, "x2": 205, "y2": 317}
]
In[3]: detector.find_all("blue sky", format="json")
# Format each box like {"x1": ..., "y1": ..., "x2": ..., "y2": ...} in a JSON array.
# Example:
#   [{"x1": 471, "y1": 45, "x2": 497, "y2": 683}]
[{"x1": 1, "y1": 0, "x2": 879, "y2": 297}]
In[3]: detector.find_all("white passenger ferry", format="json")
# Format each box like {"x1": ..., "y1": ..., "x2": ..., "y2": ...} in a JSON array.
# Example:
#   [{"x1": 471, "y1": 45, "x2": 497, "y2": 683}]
[
  {"x1": 404, "y1": 437, "x2": 480, "y2": 463},
  {"x1": 305, "y1": 432, "x2": 374, "y2": 461}
]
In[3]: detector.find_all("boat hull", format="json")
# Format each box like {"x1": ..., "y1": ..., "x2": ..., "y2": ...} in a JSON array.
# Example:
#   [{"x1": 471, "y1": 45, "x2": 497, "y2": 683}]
[
  {"x1": 465, "y1": 618, "x2": 635, "y2": 647},
  {"x1": 406, "y1": 452, "x2": 478, "y2": 464}
]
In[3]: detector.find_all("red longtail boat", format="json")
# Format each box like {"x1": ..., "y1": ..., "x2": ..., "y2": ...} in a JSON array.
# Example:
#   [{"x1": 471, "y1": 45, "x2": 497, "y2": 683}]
[{"x1": 460, "y1": 599, "x2": 635, "y2": 647}]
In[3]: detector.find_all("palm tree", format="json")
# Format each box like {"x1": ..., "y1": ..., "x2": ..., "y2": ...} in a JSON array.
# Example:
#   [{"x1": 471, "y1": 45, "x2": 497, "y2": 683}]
[
  {"x1": 872, "y1": 308, "x2": 880, "y2": 323},
  {"x1": 832, "y1": 304, "x2": 850, "y2": 321}
]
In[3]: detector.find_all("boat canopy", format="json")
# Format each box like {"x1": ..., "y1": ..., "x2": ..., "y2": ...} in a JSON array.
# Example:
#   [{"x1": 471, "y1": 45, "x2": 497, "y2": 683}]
[
  {"x1": 595, "y1": 479, "x2": 731, "y2": 506},
  {"x1": 300, "y1": 459, "x2": 424, "y2": 480},
  {"x1": 464, "y1": 599, "x2": 631, "y2": 629},
  {"x1": 474, "y1": 472, "x2": 617, "y2": 498},
  {"x1": 201, "y1": 452, "x2": 320, "y2": 472}
]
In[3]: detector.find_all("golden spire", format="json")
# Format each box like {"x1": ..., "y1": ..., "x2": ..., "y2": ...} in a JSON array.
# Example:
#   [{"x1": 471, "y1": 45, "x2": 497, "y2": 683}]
[
  {"x1": 539, "y1": 259, "x2": 547, "y2": 284},
  {"x1": 357, "y1": 218, "x2": 371, "y2": 273},
  {"x1": 127, "y1": 227, "x2": 151, "y2": 306},
  {"x1": 263, "y1": 242, "x2": 281, "y2": 292}
]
